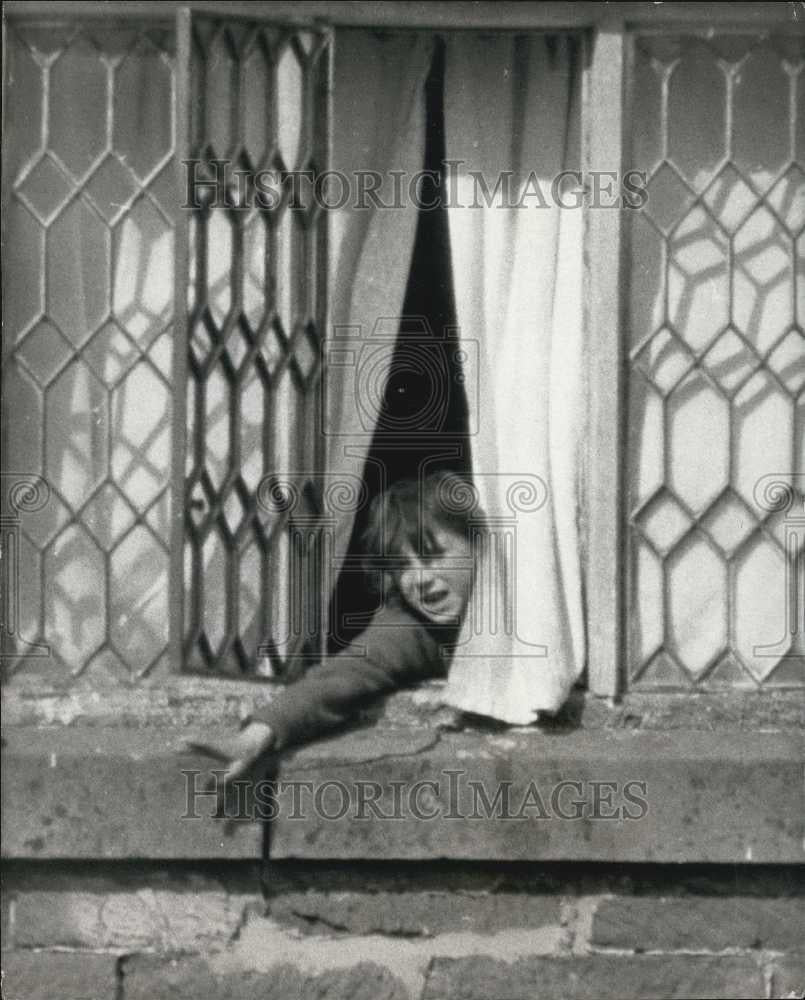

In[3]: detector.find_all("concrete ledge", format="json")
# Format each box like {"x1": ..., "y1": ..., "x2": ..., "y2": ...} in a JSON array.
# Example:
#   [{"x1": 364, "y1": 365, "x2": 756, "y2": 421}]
[
  {"x1": 4, "y1": 676, "x2": 804, "y2": 731},
  {"x1": 2, "y1": 725, "x2": 803, "y2": 862},
  {"x1": 271, "y1": 728, "x2": 805, "y2": 862}
]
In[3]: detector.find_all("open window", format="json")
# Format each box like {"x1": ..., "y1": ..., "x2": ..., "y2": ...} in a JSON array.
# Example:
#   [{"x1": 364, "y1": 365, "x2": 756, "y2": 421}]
[{"x1": 2, "y1": 4, "x2": 802, "y2": 709}]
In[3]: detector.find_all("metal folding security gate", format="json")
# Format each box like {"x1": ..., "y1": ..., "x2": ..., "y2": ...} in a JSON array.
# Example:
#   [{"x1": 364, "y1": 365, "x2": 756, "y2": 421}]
[{"x1": 171, "y1": 11, "x2": 331, "y2": 676}]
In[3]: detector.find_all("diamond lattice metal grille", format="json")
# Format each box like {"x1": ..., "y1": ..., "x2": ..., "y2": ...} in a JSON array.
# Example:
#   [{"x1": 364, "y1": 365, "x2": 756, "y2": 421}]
[
  {"x1": 181, "y1": 18, "x2": 330, "y2": 675},
  {"x1": 626, "y1": 33, "x2": 805, "y2": 691}
]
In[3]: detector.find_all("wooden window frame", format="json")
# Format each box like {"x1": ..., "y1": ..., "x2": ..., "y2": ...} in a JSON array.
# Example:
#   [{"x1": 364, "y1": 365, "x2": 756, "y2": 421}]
[{"x1": 3, "y1": 0, "x2": 797, "y2": 695}]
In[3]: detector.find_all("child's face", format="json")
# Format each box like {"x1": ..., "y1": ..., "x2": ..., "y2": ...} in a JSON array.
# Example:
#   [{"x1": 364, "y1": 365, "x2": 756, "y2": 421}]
[{"x1": 397, "y1": 527, "x2": 474, "y2": 625}]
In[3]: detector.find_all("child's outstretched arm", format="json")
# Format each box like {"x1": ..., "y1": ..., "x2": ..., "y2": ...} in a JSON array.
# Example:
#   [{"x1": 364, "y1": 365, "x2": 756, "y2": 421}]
[
  {"x1": 187, "y1": 601, "x2": 451, "y2": 780},
  {"x1": 248, "y1": 602, "x2": 447, "y2": 751}
]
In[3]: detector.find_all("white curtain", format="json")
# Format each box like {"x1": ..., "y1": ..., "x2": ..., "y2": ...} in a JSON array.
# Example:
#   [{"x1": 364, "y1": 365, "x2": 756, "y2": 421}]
[
  {"x1": 324, "y1": 30, "x2": 433, "y2": 581},
  {"x1": 441, "y1": 34, "x2": 586, "y2": 722}
]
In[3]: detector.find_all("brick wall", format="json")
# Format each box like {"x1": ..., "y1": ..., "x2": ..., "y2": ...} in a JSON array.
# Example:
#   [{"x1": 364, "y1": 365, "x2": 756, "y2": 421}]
[
  {"x1": 3, "y1": 688, "x2": 803, "y2": 998},
  {"x1": 3, "y1": 861, "x2": 803, "y2": 1000}
]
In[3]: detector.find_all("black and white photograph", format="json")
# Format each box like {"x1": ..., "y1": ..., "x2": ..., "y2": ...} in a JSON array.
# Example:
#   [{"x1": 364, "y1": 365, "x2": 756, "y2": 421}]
[{"x1": 1, "y1": 2, "x2": 803, "y2": 999}]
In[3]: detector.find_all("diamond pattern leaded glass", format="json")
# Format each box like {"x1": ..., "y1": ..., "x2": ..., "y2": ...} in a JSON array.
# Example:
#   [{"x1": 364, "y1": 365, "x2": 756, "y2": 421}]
[
  {"x1": 2, "y1": 23, "x2": 175, "y2": 681},
  {"x1": 627, "y1": 33, "x2": 805, "y2": 690},
  {"x1": 181, "y1": 18, "x2": 330, "y2": 675}
]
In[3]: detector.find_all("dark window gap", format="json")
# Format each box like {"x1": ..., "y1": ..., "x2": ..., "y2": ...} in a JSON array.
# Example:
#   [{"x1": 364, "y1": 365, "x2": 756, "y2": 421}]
[{"x1": 329, "y1": 35, "x2": 471, "y2": 649}]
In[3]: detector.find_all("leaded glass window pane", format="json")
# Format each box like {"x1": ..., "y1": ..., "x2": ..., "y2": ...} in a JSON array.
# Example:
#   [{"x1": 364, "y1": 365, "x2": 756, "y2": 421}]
[
  {"x1": 2, "y1": 23, "x2": 175, "y2": 681},
  {"x1": 626, "y1": 33, "x2": 805, "y2": 690}
]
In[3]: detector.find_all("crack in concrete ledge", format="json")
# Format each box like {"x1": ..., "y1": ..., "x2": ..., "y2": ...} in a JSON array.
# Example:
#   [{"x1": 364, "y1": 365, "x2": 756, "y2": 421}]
[{"x1": 290, "y1": 731, "x2": 443, "y2": 771}]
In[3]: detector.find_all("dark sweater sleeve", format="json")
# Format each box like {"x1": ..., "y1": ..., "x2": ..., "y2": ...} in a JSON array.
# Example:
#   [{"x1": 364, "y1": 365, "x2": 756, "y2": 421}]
[{"x1": 249, "y1": 609, "x2": 447, "y2": 750}]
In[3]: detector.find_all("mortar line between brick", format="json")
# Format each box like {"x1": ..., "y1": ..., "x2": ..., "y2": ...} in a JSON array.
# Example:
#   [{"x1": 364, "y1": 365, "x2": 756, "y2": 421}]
[
  {"x1": 759, "y1": 948, "x2": 781, "y2": 1000},
  {"x1": 557, "y1": 897, "x2": 577, "y2": 953},
  {"x1": 229, "y1": 901, "x2": 257, "y2": 944},
  {"x1": 565, "y1": 894, "x2": 605, "y2": 955},
  {"x1": 8, "y1": 898, "x2": 17, "y2": 949},
  {"x1": 589, "y1": 945, "x2": 790, "y2": 958}
]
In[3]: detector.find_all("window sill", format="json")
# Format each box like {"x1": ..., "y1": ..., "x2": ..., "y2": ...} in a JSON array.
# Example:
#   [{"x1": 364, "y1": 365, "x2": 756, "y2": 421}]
[
  {"x1": 2, "y1": 684, "x2": 803, "y2": 864},
  {"x1": 4, "y1": 674, "x2": 804, "y2": 731}
]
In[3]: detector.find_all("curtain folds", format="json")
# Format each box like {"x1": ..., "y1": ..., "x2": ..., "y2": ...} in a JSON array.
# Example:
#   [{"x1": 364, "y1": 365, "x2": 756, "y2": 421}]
[
  {"x1": 324, "y1": 32, "x2": 586, "y2": 721},
  {"x1": 441, "y1": 34, "x2": 586, "y2": 722},
  {"x1": 324, "y1": 30, "x2": 434, "y2": 590}
]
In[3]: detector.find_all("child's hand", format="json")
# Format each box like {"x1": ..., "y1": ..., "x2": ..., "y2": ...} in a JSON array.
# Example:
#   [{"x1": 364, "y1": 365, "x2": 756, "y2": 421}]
[{"x1": 183, "y1": 721, "x2": 274, "y2": 787}]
